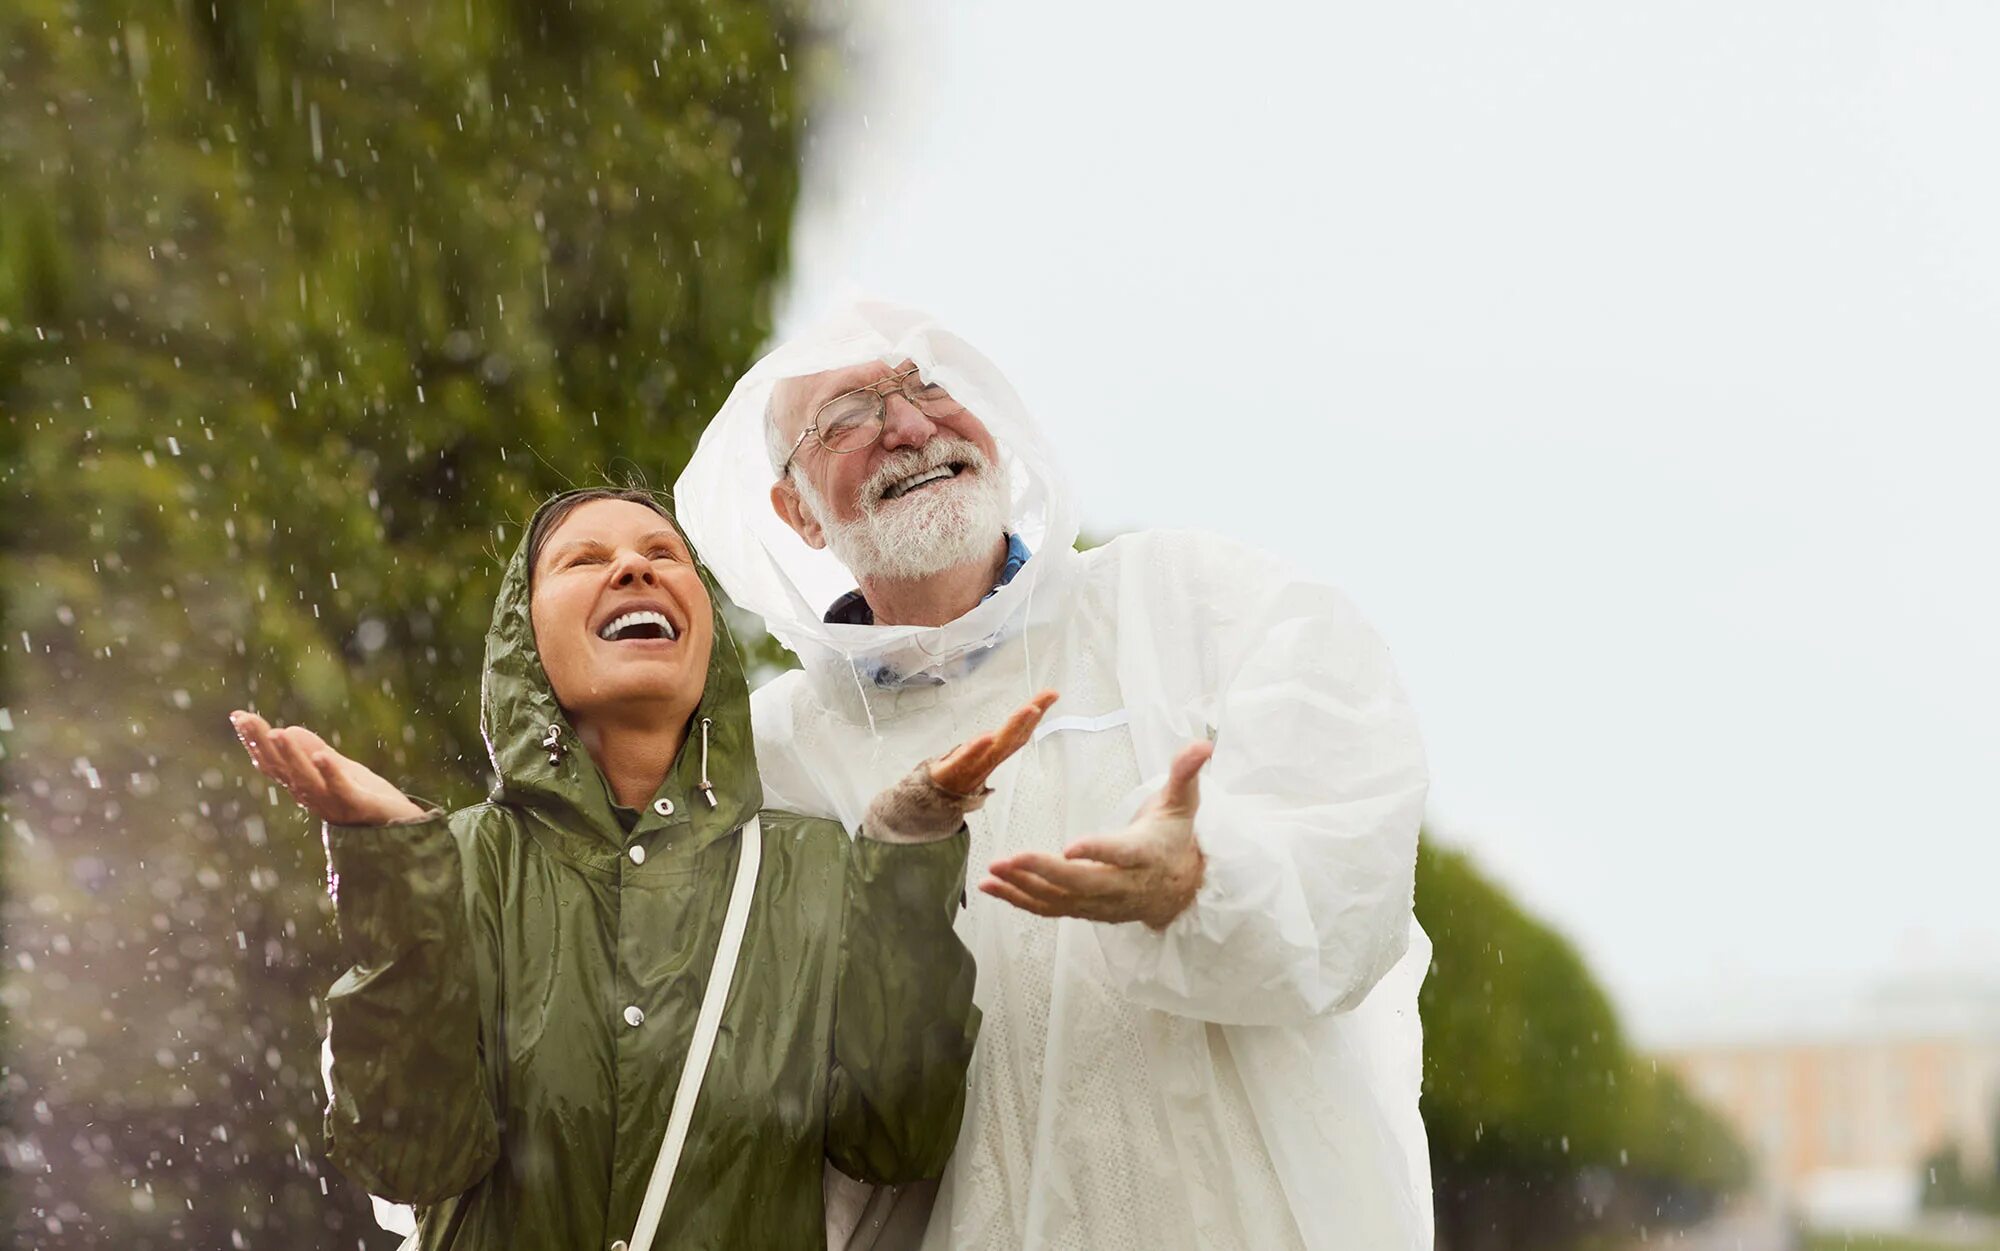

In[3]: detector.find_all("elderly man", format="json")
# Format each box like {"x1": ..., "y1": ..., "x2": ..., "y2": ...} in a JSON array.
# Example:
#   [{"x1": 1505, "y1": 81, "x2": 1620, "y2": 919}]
[{"x1": 677, "y1": 303, "x2": 1433, "y2": 1251}]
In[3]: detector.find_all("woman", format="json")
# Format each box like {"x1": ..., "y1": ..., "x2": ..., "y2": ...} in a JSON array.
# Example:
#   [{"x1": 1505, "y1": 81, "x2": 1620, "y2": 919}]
[{"x1": 232, "y1": 487, "x2": 1052, "y2": 1249}]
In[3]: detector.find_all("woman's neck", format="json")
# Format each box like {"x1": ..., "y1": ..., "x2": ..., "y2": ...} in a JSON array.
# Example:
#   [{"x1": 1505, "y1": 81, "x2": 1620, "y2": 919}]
[{"x1": 576, "y1": 708, "x2": 694, "y2": 809}]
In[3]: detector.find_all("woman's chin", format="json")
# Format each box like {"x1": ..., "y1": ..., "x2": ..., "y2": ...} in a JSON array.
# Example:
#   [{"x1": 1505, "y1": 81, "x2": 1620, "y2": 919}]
[{"x1": 572, "y1": 659, "x2": 705, "y2": 716}]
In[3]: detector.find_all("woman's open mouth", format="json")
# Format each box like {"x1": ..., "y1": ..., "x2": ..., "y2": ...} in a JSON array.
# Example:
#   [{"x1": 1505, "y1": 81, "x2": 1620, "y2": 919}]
[{"x1": 597, "y1": 610, "x2": 679, "y2": 642}]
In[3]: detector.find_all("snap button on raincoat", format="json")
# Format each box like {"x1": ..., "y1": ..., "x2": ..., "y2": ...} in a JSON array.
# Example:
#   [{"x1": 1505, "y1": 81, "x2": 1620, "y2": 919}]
[
  {"x1": 318, "y1": 495, "x2": 981, "y2": 1250},
  {"x1": 676, "y1": 304, "x2": 1434, "y2": 1250}
]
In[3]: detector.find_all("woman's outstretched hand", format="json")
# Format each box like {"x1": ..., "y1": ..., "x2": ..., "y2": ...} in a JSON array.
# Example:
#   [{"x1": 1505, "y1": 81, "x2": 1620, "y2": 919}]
[
  {"x1": 230, "y1": 710, "x2": 429, "y2": 827},
  {"x1": 861, "y1": 692, "x2": 1058, "y2": 846},
  {"x1": 930, "y1": 691, "x2": 1059, "y2": 796}
]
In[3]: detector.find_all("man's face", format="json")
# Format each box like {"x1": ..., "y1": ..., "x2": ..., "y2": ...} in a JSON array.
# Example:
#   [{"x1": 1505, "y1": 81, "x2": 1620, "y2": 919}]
[
  {"x1": 770, "y1": 360, "x2": 1010, "y2": 581},
  {"x1": 529, "y1": 499, "x2": 714, "y2": 724}
]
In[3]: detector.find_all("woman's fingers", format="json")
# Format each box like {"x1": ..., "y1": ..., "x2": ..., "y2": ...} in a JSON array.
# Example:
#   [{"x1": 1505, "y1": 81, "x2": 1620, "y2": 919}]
[
  {"x1": 232, "y1": 711, "x2": 421, "y2": 825},
  {"x1": 928, "y1": 691, "x2": 1059, "y2": 795},
  {"x1": 306, "y1": 749, "x2": 347, "y2": 799},
  {"x1": 268, "y1": 729, "x2": 322, "y2": 801},
  {"x1": 284, "y1": 727, "x2": 353, "y2": 800},
  {"x1": 958, "y1": 691, "x2": 1059, "y2": 784},
  {"x1": 929, "y1": 732, "x2": 997, "y2": 795},
  {"x1": 230, "y1": 711, "x2": 286, "y2": 785},
  {"x1": 990, "y1": 691, "x2": 1058, "y2": 761}
]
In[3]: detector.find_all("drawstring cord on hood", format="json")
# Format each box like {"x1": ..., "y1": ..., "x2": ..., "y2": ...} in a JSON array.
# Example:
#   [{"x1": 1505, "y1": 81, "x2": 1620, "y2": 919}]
[
  {"x1": 697, "y1": 716, "x2": 718, "y2": 809},
  {"x1": 540, "y1": 710, "x2": 716, "y2": 807}
]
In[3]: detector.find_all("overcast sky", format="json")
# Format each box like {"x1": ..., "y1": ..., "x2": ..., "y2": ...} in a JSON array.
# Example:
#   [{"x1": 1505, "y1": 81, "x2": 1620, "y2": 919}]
[{"x1": 774, "y1": 0, "x2": 1999, "y2": 1041}]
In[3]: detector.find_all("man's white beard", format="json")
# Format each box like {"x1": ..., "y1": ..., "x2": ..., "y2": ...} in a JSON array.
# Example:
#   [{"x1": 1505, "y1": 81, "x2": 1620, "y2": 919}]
[{"x1": 795, "y1": 437, "x2": 1010, "y2": 583}]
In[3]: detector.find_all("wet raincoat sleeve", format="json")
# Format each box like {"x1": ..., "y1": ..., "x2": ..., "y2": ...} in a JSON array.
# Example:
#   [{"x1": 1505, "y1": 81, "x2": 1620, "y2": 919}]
[
  {"x1": 825, "y1": 824, "x2": 981, "y2": 1183},
  {"x1": 1095, "y1": 530, "x2": 1428, "y2": 1028},
  {"x1": 321, "y1": 810, "x2": 501, "y2": 1203}
]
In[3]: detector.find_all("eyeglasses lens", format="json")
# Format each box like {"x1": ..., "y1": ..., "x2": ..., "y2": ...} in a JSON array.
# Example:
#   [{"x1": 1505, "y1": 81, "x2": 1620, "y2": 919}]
[
  {"x1": 812, "y1": 371, "x2": 963, "y2": 455},
  {"x1": 816, "y1": 395, "x2": 883, "y2": 453}
]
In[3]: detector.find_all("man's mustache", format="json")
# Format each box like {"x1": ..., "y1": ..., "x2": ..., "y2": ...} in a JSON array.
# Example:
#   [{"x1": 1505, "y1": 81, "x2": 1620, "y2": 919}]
[{"x1": 858, "y1": 438, "x2": 989, "y2": 510}]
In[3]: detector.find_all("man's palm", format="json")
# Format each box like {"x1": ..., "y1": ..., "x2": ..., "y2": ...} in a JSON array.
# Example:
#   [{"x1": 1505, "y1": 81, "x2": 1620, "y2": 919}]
[{"x1": 980, "y1": 740, "x2": 1212, "y2": 931}]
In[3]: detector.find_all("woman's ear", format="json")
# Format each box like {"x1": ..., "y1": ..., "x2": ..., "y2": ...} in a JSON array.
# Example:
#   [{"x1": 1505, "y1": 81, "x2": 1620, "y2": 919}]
[{"x1": 770, "y1": 479, "x2": 827, "y2": 550}]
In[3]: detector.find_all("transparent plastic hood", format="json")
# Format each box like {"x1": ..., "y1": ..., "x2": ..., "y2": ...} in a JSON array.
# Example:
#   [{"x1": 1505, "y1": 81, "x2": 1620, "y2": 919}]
[{"x1": 676, "y1": 301, "x2": 1080, "y2": 688}]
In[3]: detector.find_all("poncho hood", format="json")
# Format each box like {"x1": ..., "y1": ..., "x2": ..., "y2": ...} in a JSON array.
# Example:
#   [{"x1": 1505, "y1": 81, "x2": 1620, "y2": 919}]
[
  {"x1": 676, "y1": 301, "x2": 1081, "y2": 694},
  {"x1": 479, "y1": 490, "x2": 760, "y2": 849}
]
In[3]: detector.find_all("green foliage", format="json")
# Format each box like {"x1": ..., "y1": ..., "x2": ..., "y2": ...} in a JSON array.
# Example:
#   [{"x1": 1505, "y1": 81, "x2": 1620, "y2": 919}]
[
  {"x1": 1920, "y1": 1137, "x2": 2000, "y2": 1215},
  {"x1": 1416, "y1": 839, "x2": 1750, "y2": 1242},
  {"x1": 1803, "y1": 1234, "x2": 2000, "y2": 1251},
  {"x1": 0, "y1": 1, "x2": 805, "y2": 1245}
]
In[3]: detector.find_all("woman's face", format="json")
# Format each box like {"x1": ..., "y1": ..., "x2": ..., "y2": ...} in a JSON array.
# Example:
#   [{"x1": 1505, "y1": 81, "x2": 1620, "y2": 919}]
[{"x1": 529, "y1": 499, "x2": 714, "y2": 728}]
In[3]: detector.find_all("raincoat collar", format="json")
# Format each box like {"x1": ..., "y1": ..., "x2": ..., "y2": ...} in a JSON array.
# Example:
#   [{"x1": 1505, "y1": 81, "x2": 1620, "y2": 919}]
[
  {"x1": 676, "y1": 302, "x2": 1082, "y2": 704},
  {"x1": 822, "y1": 532, "x2": 1033, "y2": 626},
  {"x1": 479, "y1": 492, "x2": 761, "y2": 867}
]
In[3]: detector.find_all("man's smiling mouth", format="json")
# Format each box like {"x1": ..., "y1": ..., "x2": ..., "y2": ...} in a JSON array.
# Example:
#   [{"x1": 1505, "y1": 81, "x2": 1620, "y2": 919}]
[
  {"x1": 597, "y1": 610, "x2": 678, "y2": 642},
  {"x1": 882, "y1": 463, "x2": 964, "y2": 501}
]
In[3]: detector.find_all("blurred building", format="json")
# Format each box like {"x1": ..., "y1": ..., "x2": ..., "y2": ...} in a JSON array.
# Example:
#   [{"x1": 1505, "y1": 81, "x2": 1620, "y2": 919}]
[{"x1": 1653, "y1": 978, "x2": 2000, "y2": 1230}]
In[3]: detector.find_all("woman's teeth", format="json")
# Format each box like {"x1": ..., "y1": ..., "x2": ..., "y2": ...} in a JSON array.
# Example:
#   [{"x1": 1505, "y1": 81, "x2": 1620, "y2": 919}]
[{"x1": 598, "y1": 610, "x2": 677, "y2": 641}]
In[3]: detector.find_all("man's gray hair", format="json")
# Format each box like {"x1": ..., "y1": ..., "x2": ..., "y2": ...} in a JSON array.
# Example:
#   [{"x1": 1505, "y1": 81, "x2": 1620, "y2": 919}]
[{"x1": 764, "y1": 389, "x2": 793, "y2": 478}]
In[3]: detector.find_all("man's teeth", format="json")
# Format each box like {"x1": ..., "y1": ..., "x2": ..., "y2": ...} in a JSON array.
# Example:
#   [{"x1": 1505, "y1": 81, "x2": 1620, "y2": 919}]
[
  {"x1": 883, "y1": 465, "x2": 956, "y2": 500},
  {"x1": 598, "y1": 610, "x2": 678, "y2": 642}
]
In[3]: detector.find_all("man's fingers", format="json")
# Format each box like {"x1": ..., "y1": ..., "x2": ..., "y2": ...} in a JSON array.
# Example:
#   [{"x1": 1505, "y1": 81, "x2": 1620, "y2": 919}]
[
  {"x1": 977, "y1": 877, "x2": 1062, "y2": 918},
  {"x1": 986, "y1": 861, "x2": 1071, "y2": 906},
  {"x1": 1159, "y1": 740, "x2": 1215, "y2": 812},
  {"x1": 1062, "y1": 834, "x2": 1147, "y2": 869},
  {"x1": 999, "y1": 852, "x2": 1124, "y2": 897}
]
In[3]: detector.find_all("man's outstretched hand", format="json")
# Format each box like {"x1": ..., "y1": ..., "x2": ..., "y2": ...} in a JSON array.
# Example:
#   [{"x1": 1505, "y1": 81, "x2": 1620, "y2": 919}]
[
  {"x1": 980, "y1": 740, "x2": 1212, "y2": 931},
  {"x1": 230, "y1": 710, "x2": 429, "y2": 827}
]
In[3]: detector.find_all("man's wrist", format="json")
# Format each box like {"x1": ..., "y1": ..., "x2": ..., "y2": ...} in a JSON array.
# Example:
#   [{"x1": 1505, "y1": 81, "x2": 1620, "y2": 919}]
[{"x1": 1141, "y1": 838, "x2": 1205, "y2": 931}]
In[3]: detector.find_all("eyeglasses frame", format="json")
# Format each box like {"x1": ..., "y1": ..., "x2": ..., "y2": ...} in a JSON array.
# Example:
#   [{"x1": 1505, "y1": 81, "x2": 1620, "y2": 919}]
[{"x1": 778, "y1": 364, "x2": 952, "y2": 477}]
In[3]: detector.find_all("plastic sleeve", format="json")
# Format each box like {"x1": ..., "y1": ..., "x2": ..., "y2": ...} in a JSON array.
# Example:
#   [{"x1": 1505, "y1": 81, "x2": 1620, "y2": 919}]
[{"x1": 1091, "y1": 541, "x2": 1427, "y2": 1027}]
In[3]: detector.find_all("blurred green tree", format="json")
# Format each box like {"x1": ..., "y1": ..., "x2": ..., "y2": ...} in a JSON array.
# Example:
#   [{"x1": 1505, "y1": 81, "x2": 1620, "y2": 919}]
[
  {"x1": 0, "y1": 1, "x2": 807, "y2": 1245},
  {"x1": 1417, "y1": 840, "x2": 1750, "y2": 1249}
]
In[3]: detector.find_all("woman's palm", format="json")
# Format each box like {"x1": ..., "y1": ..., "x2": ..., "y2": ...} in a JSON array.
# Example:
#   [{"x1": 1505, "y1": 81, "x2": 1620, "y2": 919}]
[{"x1": 231, "y1": 710, "x2": 428, "y2": 826}]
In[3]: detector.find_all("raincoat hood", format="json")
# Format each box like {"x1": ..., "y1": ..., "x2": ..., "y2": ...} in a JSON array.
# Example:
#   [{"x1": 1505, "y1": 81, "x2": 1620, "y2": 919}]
[
  {"x1": 479, "y1": 491, "x2": 760, "y2": 849},
  {"x1": 676, "y1": 301, "x2": 1080, "y2": 692}
]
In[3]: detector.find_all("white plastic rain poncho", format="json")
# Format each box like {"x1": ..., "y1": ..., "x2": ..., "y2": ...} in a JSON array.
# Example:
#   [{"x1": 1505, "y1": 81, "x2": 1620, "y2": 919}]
[{"x1": 677, "y1": 303, "x2": 1433, "y2": 1251}]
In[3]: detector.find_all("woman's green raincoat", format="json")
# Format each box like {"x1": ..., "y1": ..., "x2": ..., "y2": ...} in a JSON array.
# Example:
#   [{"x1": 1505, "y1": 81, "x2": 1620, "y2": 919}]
[{"x1": 318, "y1": 499, "x2": 980, "y2": 1249}]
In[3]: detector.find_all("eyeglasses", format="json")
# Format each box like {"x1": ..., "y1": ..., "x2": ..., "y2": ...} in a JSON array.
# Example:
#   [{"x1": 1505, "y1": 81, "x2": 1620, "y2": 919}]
[{"x1": 779, "y1": 365, "x2": 964, "y2": 476}]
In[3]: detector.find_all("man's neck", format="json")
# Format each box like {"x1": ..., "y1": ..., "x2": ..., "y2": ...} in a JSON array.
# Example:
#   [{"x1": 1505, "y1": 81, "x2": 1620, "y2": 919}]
[
  {"x1": 575, "y1": 706, "x2": 694, "y2": 810},
  {"x1": 858, "y1": 535, "x2": 1010, "y2": 628}
]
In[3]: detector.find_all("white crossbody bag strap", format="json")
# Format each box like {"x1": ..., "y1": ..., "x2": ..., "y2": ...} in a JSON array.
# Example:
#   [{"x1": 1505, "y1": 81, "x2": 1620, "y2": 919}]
[{"x1": 616, "y1": 815, "x2": 762, "y2": 1251}]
